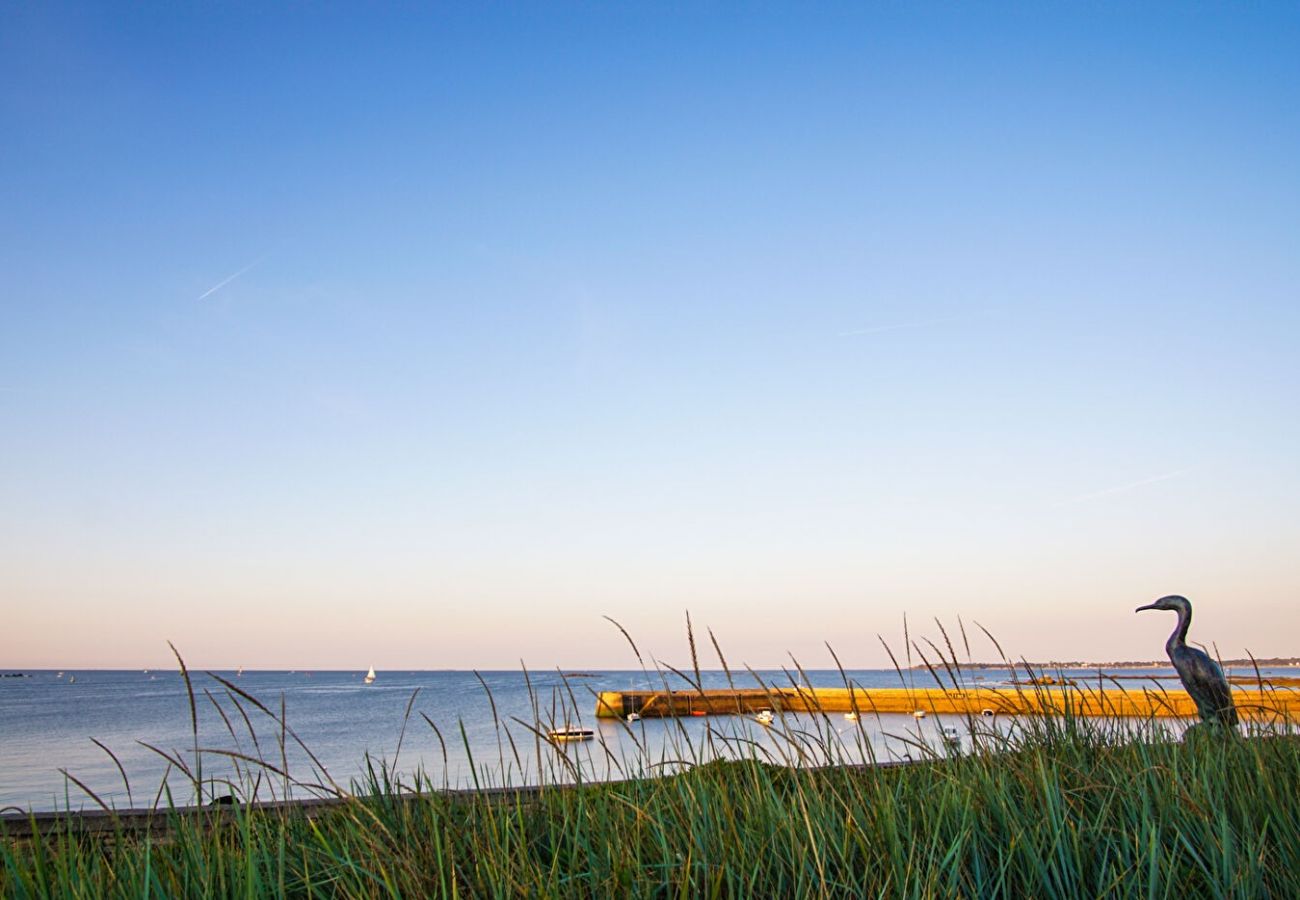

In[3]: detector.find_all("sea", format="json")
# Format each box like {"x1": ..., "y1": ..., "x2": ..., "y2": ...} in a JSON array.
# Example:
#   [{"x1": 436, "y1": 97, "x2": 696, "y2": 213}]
[{"x1": 1, "y1": 664, "x2": 1281, "y2": 814}]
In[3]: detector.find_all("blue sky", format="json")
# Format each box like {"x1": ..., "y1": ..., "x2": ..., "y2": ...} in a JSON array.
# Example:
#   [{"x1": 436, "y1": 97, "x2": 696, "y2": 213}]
[{"x1": 2, "y1": 3, "x2": 1298, "y2": 668}]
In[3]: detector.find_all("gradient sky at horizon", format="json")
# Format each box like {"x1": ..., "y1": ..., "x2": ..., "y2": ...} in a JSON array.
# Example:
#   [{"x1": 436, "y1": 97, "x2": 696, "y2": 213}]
[{"x1": 2, "y1": 2, "x2": 1298, "y2": 670}]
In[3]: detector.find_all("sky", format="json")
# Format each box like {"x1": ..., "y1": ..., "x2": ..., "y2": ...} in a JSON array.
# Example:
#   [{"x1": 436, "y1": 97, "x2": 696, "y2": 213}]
[{"x1": 2, "y1": 2, "x2": 1298, "y2": 670}]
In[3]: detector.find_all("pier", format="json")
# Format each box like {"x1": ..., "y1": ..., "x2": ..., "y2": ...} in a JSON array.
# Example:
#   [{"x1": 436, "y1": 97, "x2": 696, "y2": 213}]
[{"x1": 595, "y1": 684, "x2": 1300, "y2": 720}]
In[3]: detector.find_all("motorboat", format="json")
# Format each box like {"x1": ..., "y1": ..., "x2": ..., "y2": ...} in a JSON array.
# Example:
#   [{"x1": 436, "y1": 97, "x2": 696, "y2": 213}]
[{"x1": 548, "y1": 728, "x2": 594, "y2": 742}]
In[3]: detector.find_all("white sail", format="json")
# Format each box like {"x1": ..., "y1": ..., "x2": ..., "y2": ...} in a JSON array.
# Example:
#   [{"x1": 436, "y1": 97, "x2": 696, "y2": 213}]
[{"x1": 364, "y1": 665, "x2": 376, "y2": 684}]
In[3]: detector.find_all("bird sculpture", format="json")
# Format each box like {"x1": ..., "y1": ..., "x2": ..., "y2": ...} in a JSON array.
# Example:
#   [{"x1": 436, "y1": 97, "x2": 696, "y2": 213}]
[{"x1": 1135, "y1": 595, "x2": 1237, "y2": 728}]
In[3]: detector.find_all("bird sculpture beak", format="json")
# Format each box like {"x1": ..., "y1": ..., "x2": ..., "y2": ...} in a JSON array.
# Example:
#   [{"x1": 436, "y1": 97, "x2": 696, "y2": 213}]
[{"x1": 1134, "y1": 602, "x2": 1158, "y2": 613}]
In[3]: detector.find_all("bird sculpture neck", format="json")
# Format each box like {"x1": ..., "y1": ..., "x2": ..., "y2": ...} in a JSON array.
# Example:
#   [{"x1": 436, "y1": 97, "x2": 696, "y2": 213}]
[{"x1": 1166, "y1": 603, "x2": 1192, "y2": 655}]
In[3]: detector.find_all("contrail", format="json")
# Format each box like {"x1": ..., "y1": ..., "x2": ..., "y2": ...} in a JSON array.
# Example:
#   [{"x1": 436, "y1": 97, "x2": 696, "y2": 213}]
[
  {"x1": 196, "y1": 256, "x2": 265, "y2": 301},
  {"x1": 838, "y1": 309, "x2": 993, "y2": 337},
  {"x1": 1059, "y1": 466, "x2": 1196, "y2": 506}
]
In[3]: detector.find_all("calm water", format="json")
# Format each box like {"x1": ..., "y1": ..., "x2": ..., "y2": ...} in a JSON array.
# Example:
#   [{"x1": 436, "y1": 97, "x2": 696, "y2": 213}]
[{"x1": 1, "y1": 665, "x2": 1277, "y2": 813}]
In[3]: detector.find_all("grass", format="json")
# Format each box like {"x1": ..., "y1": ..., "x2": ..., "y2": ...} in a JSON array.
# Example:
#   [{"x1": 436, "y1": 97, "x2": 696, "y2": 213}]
[{"x1": 4, "y1": 629, "x2": 1299, "y2": 898}]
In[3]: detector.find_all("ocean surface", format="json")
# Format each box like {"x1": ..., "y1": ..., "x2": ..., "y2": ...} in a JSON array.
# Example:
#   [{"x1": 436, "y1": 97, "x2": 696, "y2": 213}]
[{"x1": 2, "y1": 665, "x2": 1283, "y2": 813}]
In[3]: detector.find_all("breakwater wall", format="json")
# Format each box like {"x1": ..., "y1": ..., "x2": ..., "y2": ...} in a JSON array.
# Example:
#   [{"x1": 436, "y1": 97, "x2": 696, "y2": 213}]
[{"x1": 595, "y1": 685, "x2": 1300, "y2": 720}]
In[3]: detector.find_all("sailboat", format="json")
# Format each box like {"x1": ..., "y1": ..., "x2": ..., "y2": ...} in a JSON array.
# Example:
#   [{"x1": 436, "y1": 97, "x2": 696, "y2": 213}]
[
  {"x1": 237, "y1": 666, "x2": 244, "y2": 677},
  {"x1": 364, "y1": 665, "x2": 376, "y2": 685}
]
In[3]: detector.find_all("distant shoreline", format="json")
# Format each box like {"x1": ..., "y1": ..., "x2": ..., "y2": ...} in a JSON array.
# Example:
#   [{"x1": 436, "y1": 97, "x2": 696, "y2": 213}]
[
  {"x1": 4, "y1": 659, "x2": 1299, "y2": 677},
  {"x1": 917, "y1": 658, "x2": 1300, "y2": 670}
]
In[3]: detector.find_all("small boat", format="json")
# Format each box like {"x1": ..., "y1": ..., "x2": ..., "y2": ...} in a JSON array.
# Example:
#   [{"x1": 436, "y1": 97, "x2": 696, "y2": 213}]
[
  {"x1": 844, "y1": 711, "x2": 859, "y2": 722},
  {"x1": 941, "y1": 726, "x2": 961, "y2": 743},
  {"x1": 912, "y1": 710, "x2": 927, "y2": 720},
  {"x1": 625, "y1": 712, "x2": 641, "y2": 723},
  {"x1": 237, "y1": 666, "x2": 244, "y2": 677},
  {"x1": 68, "y1": 675, "x2": 76, "y2": 684},
  {"x1": 363, "y1": 665, "x2": 376, "y2": 685},
  {"x1": 548, "y1": 728, "x2": 594, "y2": 742},
  {"x1": 755, "y1": 709, "x2": 775, "y2": 725}
]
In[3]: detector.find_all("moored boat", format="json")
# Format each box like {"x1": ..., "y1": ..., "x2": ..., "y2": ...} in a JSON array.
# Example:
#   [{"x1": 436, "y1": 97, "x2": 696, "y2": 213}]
[{"x1": 548, "y1": 727, "x2": 594, "y2": 742}]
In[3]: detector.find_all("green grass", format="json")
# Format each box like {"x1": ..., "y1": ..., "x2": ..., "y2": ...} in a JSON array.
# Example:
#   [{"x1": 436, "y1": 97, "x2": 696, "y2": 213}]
[
  {"x1": 5, "y1": 712, "x2": 1300, "y2": 896},
  {"x1": 4, "y1": 633, "x2": 1299, "y2": 898}
]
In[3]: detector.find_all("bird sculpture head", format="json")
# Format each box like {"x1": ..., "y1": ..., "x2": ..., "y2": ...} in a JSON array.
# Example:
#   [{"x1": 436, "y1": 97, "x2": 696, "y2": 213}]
[{"x1": 1135, "y1": 594, "x2": 1190, "y2": 615}]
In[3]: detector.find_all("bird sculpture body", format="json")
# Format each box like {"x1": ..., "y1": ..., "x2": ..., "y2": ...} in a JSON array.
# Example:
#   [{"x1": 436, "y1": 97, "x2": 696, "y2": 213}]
[{"x1": 1135, "y1": 595, "x2": 1237, "y2": 728}]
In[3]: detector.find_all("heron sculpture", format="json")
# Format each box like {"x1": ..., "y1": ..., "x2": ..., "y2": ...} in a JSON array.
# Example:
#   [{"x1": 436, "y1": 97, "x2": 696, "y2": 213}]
[{"x1": 1135, "y1": 595, "x2": 1237, "y2": 728}]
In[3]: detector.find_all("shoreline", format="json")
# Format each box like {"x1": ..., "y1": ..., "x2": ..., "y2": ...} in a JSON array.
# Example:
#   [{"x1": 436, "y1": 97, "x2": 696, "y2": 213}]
[{"x1": 0, "y1": 758, "x2": 925, "y2": 841}]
